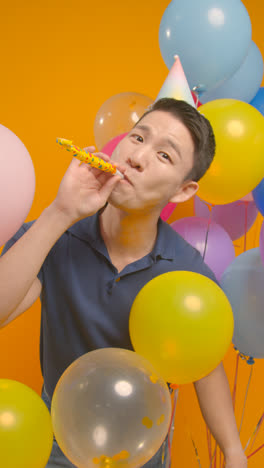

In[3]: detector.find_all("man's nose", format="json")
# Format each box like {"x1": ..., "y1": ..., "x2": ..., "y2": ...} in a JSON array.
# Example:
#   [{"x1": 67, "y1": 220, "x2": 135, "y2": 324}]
[{"x1": 127, "y1": 147, "x2": 149, "y2": 171}]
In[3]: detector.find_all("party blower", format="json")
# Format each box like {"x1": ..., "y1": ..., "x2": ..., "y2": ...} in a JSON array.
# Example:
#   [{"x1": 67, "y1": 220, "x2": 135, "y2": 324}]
[{"x1": 56, "y1": 138, "x2": 124, "y2": 178}]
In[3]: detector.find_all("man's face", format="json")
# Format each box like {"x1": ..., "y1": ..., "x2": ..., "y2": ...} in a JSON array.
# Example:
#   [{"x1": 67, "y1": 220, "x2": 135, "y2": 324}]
[{"x1": 109, "y1": 110, "x2": 198, "y2": 213}]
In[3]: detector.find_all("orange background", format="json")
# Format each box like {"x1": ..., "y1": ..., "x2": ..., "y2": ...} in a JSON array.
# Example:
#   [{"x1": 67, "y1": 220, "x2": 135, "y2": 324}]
[{"x1": 1, "y1": 0, "x2": 264, "y2": 466}]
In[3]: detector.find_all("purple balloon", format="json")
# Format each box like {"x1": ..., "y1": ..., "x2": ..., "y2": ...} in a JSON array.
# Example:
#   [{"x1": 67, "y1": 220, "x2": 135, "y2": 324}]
[
  {"x1": 194, "y1": 196, "x2": 258, "y2": 241},
  {"x1": 171, "y1": 217, "x2": 235, "y2": 281},
  {"x1": 259, "y1": 221, "x2": 264, "y2": 266}
]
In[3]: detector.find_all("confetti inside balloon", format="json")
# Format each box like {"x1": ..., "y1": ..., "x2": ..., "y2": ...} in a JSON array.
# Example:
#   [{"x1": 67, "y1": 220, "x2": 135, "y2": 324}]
[{"x1": 51, "y1": 348, "x2": 171, "y2": 468}]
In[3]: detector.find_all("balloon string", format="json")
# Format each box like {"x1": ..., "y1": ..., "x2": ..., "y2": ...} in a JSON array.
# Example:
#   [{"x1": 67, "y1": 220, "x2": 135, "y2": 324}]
[
  {"x1": 214, "y1": 444, "x2": 217, "y2": 468},
  {"x1": 253, "y1": 213, "x2": 263, "y2": 248},
  {"x1": 166, "y1": 386, "x2": 179, "y2": 467},
  {"x1": 208, "y1": 443, "x2": 217, "y2": 468},
  {"x1": 206, "y1": 426, "x2": 212, "y2": 463},
  {"x1": 190, "y1": 434, "x2": 202, "y2": 468},
  {"x1": 203, "y1": 203, "x2": 213, "y2": 261},
  {"x1": 244, "y1": 411, "x2": 264, "y2": 453},
  {"x1": 208, "y1": 443, "x2": 224, "y2": 468},
  {"x1": 232, "y1": 352, "x2": 240, "y2": 410},
  {"x1": 243, "y1": 201, "x2": 249, "y2": 252},
  {"x1": 247, "y1": 443, "x2": 264, "y2": 460},
  {"x1": 239, "y1": 365, "x2": 254, "y2": 434}
]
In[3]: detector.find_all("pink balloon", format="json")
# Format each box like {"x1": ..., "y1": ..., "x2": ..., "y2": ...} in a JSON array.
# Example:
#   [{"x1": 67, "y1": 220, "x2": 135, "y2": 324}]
[
  {"x1": 101, "y1": 133, "x2": 128, "y2": 155},
  {"x1": 0, "y1": 124, "x2": 35, "y2": 246},
  {"x1": 194, "y1": 196, "x2": 258, "y2": 241},
  {"x1": 160, "y1": 202, "x2": 176, "y2": 221},
  {"x1": 101, "y1": 133, "x2": 176, "y2": 221},
  {"x1": 259, "y1": 221, "x2": 264, "y2": 266},
  {"x1": 171, "y1": 217, "x2": 235, "y2": 281}
]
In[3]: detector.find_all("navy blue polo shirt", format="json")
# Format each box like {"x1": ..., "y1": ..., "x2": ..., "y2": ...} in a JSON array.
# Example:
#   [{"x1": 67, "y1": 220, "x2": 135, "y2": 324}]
[{"x1": 2, "y1": 213, "x2": 217, "y2": 398}]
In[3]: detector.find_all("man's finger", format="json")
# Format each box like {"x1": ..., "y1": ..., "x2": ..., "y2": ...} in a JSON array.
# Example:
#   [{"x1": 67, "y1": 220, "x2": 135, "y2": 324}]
[
  {"x1": 83, "y1": 146, "x2": 96, "y2": 153},
  {"x1": 98, "y1": 174, "x2": 122, "y2": 200}
]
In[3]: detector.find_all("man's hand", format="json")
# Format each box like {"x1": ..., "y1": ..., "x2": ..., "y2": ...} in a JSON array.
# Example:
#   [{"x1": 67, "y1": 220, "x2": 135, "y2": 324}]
[
  {"x1": 194, "y1": 364, "x2": 249, "y2": 468},
  {"x1": 225, "y1": 450, "x2": 247, "y2": 467},
  {"x1": 51, "y1": 146, "x2": 125, "y2": 226}
]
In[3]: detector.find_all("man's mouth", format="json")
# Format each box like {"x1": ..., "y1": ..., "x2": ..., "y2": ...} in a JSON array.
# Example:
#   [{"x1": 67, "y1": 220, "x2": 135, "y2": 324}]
[{"x1": 123, "y1": 173, "x2": 133, "y2": 185}]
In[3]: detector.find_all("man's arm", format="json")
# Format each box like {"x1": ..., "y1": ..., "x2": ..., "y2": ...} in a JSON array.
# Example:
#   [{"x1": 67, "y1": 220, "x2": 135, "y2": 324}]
[
  {"x1": 194, "y1": 362, "x2": 247, "y2": 467},
  {"x1": 0, "y1": 205, "x2": 73, "y2": 326},
  {"x1": 0, "y1": 152, "x2": 123, "y2": 327}
]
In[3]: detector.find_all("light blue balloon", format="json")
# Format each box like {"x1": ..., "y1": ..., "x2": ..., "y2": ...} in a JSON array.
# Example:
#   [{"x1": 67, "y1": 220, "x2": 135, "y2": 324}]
[
  {"x1": 200, "y1": 41, "x2": 263, "y2": 103},
  {"x1": 220, "y1": 248, "x2": 264, "y2": 358},
  {"x1": 159, "y1": 0, "x2": 252, "y2": 94}
]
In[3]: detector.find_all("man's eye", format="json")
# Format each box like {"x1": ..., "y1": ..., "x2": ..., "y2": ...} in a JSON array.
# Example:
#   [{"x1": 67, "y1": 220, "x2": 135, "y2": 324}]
[
  {"x1": 159, "y1": 152, "x2": 171, "y2": 161},
  {"x1": 132, "y1": 134, "x2": 143, "y2": 142}
]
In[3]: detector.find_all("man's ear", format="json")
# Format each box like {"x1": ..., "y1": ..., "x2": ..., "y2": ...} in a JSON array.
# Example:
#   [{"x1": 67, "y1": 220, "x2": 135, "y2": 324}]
[{"x1": 169, "y1": 180, "x2": 199, "y2": 204}]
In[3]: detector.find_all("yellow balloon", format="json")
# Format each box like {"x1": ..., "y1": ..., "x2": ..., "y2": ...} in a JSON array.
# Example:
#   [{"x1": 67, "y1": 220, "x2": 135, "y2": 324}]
[
  {"x1": 0, "y1": 379, "x2": 53, "y2": 468},
  {"x1": 93, "y1": 92, "x2": 153, "y2": 149},
  {"x1": 129, "y1": 272, "x2": 234, "y2": 384},
  {"x1": 198, "y1": 99, "x2": 264, "y2": 205}
]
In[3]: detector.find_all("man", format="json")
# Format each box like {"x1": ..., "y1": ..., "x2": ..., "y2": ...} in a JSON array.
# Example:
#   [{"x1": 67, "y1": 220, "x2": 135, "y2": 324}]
[{"x1": 0, "y1": 98, "x2": 247, "y2": 467}]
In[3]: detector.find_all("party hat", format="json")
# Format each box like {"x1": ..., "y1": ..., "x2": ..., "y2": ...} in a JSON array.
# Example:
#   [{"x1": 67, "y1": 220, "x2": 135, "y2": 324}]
[{"x1": 156, "y1": 55, "x2": 196, "y2": 107}]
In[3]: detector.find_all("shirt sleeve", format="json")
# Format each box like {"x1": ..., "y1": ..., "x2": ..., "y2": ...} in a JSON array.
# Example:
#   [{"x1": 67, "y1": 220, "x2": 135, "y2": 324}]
[{"x1": 1, "y1": 221, "x2": 44, "y2": 284}]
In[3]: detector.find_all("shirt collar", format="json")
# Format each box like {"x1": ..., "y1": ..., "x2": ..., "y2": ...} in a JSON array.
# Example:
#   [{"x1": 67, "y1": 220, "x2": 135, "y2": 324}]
[
  {"x1": 68, "y1": 213, "x2": 100, "y2": 243},
  {"x1": 152, "y1": 217, "x2": 181, "y2": 261},
  {"x1": 68, "y1": 213, "x2": 182, "y2": 262}
]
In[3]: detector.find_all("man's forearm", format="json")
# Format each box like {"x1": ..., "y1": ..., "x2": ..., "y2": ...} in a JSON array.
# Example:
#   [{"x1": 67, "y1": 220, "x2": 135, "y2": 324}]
[
  {"x1": 193, "y1": 362, "x2": 247, "y2": 466},
  {"x1": 0, "y1": 203, "x2": 71, "y2": 322}
]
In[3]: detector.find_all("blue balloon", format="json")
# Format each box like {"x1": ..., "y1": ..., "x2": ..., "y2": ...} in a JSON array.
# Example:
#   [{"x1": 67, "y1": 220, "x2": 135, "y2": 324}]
[
  {"x1": 250, "y1": 89, "x2": 264, "y2": 215},
  {"x1": 159, "y1": 0, "x2": 252, "y2": 94},
  {"x1": 250, "y1": 86, "x2": 264, "y2": 116},
  {"x1": 200, "y1": 41, "x2": 263, "y2": 103},
  {"x1": 253, "y1": 178, "x2": 264, "y2": 216},
  {"x1": 220, "y1": 248, "x2": 264, "y2": 359}
]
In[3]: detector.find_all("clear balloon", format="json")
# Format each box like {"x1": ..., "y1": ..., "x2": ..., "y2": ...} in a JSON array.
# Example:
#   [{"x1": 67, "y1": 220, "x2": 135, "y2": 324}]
[
  {"x1": 0, "y1": 124, "x2": 35, "y2": 247},
  {"x1": 158, "y1": 0, "x2": 251, "y2": 94},
  {"x1": 220, "y1": 248, "x2": 264, "y2": 358},
  {"x1": 0, "y1": 379, "x2": 53, "y2": 468},
  {"x1": 51, "y1": 348, "x2": 171, "y2": 468},
  {"x1": 170, "y1": 217, "x2": 235, "y2": 281},
  {"x1": 194, "y1": 196, "x2": 258, "y2": 241},
  {"x1": 94, "y1": 92, "x2": 153, "y2": 150},
  {"x1": 200, "y1": 41, "x2": 263, "y2": 104},
  {"x1": 197, "y1": 99, "x2": 264, "y2": 204},
  {"x1": 129, "y1": 271, "x2": 234, "y2": 384}
]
